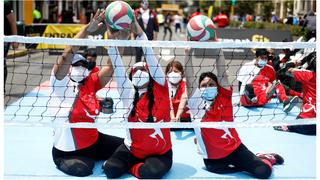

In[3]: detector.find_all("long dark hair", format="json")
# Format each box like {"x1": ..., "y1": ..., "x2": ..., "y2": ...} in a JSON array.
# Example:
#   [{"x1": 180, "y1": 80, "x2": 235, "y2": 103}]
[{"x1": 129, "y1": 70, "x2": 155, "y2": 122}]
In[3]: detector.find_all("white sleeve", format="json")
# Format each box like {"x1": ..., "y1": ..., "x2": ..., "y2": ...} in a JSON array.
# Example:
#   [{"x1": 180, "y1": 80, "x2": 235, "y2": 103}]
[
  {"x1": 108, "y1": 47, "x2": 134, "y2": 108},
  {"x1": 136, "y1": 33, "x2": 166, "y2": 86},
  {"x1": 188, "y1": 88, "x2": 206, "y2": 121}
]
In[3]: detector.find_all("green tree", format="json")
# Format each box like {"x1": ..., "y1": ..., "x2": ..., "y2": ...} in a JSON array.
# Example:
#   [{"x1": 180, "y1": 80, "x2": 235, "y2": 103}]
[
  {"x1": 261, "y1": 1, "x2": 274, "y2": 22},
  {"x1": 234, "y1": 1, "x2": 257, "y2": 17}
]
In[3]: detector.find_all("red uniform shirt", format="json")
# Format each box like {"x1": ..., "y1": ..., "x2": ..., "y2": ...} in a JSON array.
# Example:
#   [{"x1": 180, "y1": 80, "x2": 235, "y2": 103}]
[
  {"x1": 68, "y1": 71, "x2": 102, "y2": 150},
  {"x1": 241, "y1": 64, "x2": 276, "y2": 106},
  {"x1": 171, "y1": 80, "x2": 190, "y2": 119},
  {"x1": 189, "y1": 86, "x2": 241, "y2": 159},
  {"x1": 213, "y1": 14, "x2": 229, "y2": 27},
  {"x1": 294, "y1": 69, "x2": 316, "y2": 118},
  {"x1": 202, "y1": 86, "x2": 241, "y2": 159},
  {"x1": 128, "y1": 81, "x2": 172, "y2": 159}
]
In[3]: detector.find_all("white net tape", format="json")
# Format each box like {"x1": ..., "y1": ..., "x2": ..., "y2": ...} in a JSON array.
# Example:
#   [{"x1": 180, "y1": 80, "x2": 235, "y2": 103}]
[
  {"x1": 4, "y1": 35, "x2": 316, "y2": 49},
  {"x1": 4, "y1": 35, "x2": 317, "y2": 129}
]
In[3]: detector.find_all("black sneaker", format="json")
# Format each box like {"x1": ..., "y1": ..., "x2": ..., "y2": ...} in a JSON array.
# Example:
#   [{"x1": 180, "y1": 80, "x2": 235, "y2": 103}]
[{"x1": 283, "y1": 96, "x2": 299, "y2": 113}]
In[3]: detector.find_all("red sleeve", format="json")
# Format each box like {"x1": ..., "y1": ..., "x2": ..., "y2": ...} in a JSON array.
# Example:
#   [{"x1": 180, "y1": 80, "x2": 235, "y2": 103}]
[
  {"x1": 294, "y1": 69, "x2": 314, "y2": 82},
  {"x1": 90, "y1": 72, "x2": 102, "y2": 92},
  {"x1": 218, "y1": 85, "x2": 233, "y2": 97},
  {"x1": 152, "y1": 10, "x2": 159, "y2": 32}
]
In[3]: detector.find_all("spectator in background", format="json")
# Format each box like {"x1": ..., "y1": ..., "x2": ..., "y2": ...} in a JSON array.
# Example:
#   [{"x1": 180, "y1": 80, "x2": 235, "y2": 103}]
[
  {"x1": 157, "y1": 10, "x2": 165, "y2": 27},
  {"x1": 163, "y1": 12, "x2": 173, "y2": 41},
  {"x1": 85, "y1": 4, "x2": 95, "y2": 24},
  {"x1": 61, "y1": 7, "x2": 74, "y2": 23},
  {"x1": 173, "y1": 13, "x2": 183, "y2": 34},
  {"x1": 4, "y1": 1, "x2": 19, "y2": 94},
  {"x1": 271, "y1": 12, "x2": 278, "y2": 23},
  {"x1": 213, "y1": 11, "x2": 229, "y2": 28},
  {"x1": 32, "y1": 7, "x2": 42, "y2": 23},
  {"x1": 302, "y1": 10, "x2": 316, "y2": 40},
  {"x1": 134, "y1": 0, "x2": 159, "y2": 62}
]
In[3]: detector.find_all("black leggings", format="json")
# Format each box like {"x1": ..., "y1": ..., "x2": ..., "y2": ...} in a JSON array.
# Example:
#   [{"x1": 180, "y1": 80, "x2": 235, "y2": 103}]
[
  {"x1": 204, "y1": 143, "x2": 272, "y2": 179},
  {"x1": 52, "y1": 132, "x2": 123, "y2": 177},
  {"x1": 287, "y1": 124, "x2": 316, "y2": 135},
  {"x1": 103, "y1": 144, "x2": 172, "y2": 179}
]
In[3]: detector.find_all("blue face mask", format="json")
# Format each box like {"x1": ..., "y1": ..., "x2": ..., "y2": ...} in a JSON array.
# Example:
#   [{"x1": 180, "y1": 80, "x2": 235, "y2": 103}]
[
  {"x1": 200, "y1": 86, "x2": 218, "y2": 101},
  {"x1": 257, "y1": 59, "x2": 267, "y2": 68}
]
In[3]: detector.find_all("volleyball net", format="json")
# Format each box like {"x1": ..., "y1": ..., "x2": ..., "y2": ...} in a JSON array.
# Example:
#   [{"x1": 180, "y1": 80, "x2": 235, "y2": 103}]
[{"x1": 4, "y1": 35, "x2": 316, "y2": 129}]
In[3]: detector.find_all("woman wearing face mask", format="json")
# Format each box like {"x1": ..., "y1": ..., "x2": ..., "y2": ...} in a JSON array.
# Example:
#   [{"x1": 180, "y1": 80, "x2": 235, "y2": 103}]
[
  {"x1": 102, "y1": 17, "x2": 172, "y2": 179},
  {"x1": 185, "y1": 47, "x2": 284, "y2": 179},
  {"x1": 49, "y1": 9, "x2": 124, "y2": 177},
  {"x1": 237, "y1": 49, "x2": 298, "y2": 112},
  {"x1": 165, "y1": 60, "x2": 191, "y2": 123}
]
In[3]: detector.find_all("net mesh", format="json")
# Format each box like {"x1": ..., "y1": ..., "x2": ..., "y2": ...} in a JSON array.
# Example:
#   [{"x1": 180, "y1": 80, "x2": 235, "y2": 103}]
[{"x1": 4, "y1": 35, "x2": 316, "y2": 128}]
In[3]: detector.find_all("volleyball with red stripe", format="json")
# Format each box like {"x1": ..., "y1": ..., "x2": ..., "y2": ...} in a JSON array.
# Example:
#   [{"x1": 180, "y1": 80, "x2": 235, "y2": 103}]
[
  {"x1": 187, "y1": 15, "x2": 215, "y2": 41},
  {"x1": 105, "y1": 1, "x2": 134, "y2": 30}
]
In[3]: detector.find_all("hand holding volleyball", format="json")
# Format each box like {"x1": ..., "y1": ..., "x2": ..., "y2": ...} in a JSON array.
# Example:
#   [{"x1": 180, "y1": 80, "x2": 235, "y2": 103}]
[
  {"x1": 87, "y1": 9, "x2": 107, "y2": 33},
  {"x1": 187, "y1": 15, "x2": 217, "y2": 41}
]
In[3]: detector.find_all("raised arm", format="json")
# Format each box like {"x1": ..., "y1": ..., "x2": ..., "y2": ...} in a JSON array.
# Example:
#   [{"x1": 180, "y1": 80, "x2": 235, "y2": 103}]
[
  {"x1": 132, "y1": 18, "x2": 166, "y2": 86},
  {"x1": 216, "y1": 49, "x2": 230, "y2": 90},
  {"x1": 53, "y1": 9, "x2": 106, "y2": 80},
  {"x1": 107, "y1": 30, "x2": 134, "y2": 107}
]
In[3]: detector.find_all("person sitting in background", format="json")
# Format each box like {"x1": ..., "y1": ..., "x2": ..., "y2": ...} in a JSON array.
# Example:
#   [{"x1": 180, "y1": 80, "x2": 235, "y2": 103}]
[
  {"x1": 237, "y1": 49, "x2": 298, "y2": 113},
  {"x1": 302, "y1": 10, "x2": 316, "y2": 41},
  {"x1": 165, "y1": 60, "x2": 191, "y2": 124},
  {"x1": 274, "y1": 52, "x2": 316, "y2": 135}
]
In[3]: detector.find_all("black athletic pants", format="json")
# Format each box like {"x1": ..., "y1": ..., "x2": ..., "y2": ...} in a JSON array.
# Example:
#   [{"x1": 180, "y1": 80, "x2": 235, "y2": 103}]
[
  {"x1": 287, "y1": 115, "x2": 316, "y2": 135},
  {"x1": 103, "y1": 144, "x2": 172, "y2": 179},
  {"x1": 52, "y1": 132, "x2": 123, "y2": 177},
  {"x1": 204, "y1": 143, "x2": 272, "y2": 179}
]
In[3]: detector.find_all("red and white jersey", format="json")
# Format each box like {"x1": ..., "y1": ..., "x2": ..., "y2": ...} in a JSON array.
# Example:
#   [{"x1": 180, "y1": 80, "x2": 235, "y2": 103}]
[
  {"x1": 188, "y1": 86, "x2": 241, "y2": 159},
  {"x1": 108, "y1": 33, "x2": 172, "y2": 159},
  {"x1": 169, "y1": 80, "x2": 190, "y2": 119},
  {"x1": 237, "y1": 60, "x2": 275, "y2": 95},
  {"x1": 49, "y1": 70, "x2": 101, "y2": 151},
  {"x1": 294, "y1": 69, "x2": 316, "y2": 118},
  {"x1": 126, "y1": 81, "x2": 172, "y2": 159}
]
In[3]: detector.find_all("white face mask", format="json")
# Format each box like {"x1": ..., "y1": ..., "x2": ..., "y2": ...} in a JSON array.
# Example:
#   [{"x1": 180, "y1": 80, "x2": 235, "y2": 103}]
[
  {"x1": 200, "y1": 86, "x2": 218, "y2": 101},
  {"x1": 70, "y1": 66, "x2": 90, "y2": 83},
  {"x1": 132, "y1": 70, "x2": 150, "y2": 88},
  {"x1": 257, "y1": 59, "x2": 267, "y2": 68},
  {"x1": 167, "y1": 72, "x2": 182, "y2": 84}
]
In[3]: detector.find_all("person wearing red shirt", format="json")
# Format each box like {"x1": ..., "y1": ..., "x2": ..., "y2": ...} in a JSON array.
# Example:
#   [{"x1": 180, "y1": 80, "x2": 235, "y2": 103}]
[
  {"x1": 103, "y1": 18, "x2": 172, "y2": 179},
  {"x1": 213, "y1": 11, "x2": 229, "y2": 28},
  {"x1": 274, "y1": 53, "x2": 316, "y2": 135},
  {"x1": 165, "y1": 60, "x2": 191, "y2": 123},
  {"x1": 237, "y1": 49, "x2": 298, "y2": 113},
  {"x1": 50, "y1": 10, "x2": 123, "y2": 177},
  {"x1": 185, "y1": 44, "x2": 283, "y2": 178}
]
